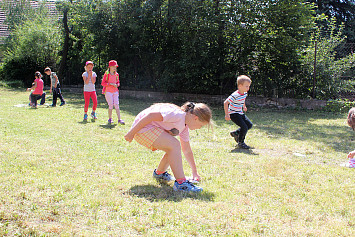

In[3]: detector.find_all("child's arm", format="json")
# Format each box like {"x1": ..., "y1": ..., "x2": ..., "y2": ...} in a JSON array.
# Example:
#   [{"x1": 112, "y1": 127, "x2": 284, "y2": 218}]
[
  {"x1": 53, "y1": 74, "x2": 59, "y2": 88},
  {"x1": 101, "y1": 74, "x2": 109, "y2": 87},
  {"x1": 243, "y1": 104, "x2": 247, "y2": 112},
  {"x1": 91, "y1": 73, "x2": 96, "y2": 84},
  {"x1": 348, "y1": 150, "x2": 355, "y2": 159},
  {"x1": 181, "y1": 140, "x2": 200, "y2": 181},
  {"x1": 83, "y1": 74, "x2": 90, "y2": 84},
  {"x1": 27, "y1": 81, "x2": 37, "y2": 91},
  {"x1": 224, "y1": 99, "x2": 231, "y2": 120},
  {"x1": 124, "y1": 112, "x2": 163, "y2": 142}
]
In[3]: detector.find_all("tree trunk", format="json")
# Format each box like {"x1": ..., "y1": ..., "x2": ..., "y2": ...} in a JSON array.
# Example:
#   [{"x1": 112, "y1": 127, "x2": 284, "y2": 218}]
[{"x1": 58, "y1": 8, "x2": 69, "y2": 84}]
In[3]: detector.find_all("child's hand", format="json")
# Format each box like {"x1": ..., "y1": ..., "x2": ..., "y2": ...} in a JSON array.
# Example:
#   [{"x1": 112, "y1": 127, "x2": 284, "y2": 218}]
[
  {"x1": 192, "y1": 173, "x2": 201, "y2": 182},
  {"x1": 225, "y1": 115, "x2": 230, "y2": 121},
  {"x1": 124, "y1": 132, "x2": 134, "y2": 143},
  {"x1": 243, "y1": 105, "x2": 247, "y2": 112},
  {"x1": 26, "y1": 88, "x2": 31, "y2": 91},
  {"x1": 347, "y1": 150, "x2": 355, "y2": 159}
]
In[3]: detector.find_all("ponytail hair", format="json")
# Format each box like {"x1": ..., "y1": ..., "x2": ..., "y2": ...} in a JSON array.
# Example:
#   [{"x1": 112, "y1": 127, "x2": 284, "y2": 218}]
[
  {"x1": 181, "y1": 102, "x2": 213, "y2": 128},
  {"x1": 348, "y1": 107, "x2": 355, "y2": 131},
  {"x1": 35, "y1": 71, "x2": 42, "y2": 78}
]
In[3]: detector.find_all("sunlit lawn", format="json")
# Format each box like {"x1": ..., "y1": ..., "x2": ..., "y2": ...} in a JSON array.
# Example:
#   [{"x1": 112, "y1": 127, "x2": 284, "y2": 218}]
[{"x1": 0, "y1": 87, "x2": 354, "y2": 236}]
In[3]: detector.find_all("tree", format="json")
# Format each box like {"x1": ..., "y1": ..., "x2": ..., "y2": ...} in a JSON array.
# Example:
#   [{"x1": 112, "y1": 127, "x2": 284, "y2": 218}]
[{"x1": 308, "y1": 0, "x2": 355, "y2": 42}]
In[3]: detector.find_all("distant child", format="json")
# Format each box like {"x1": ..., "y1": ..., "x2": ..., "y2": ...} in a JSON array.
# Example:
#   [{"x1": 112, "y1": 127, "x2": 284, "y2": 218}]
[
  {"x1": 124, "y1": 102, "x2": 212, "y2": 192},
  {"x1": 27, "y1": 71, "x2": 46, "y2": 108},
  {"x1": 101, "y1": 60, "x2": 125, "y2": 125},
  {"x1": 224, "y1": 75, "x2": 253, "y2": 149},
  {"x1": 82, "y1": 61, "x2": 98, "y2": 121},
  {"x1": 345, "y1": 107, "x2": 355, "y2": 168},
  {"x1": 44, "y1": 67, "x2": 66, "y2": 107}
]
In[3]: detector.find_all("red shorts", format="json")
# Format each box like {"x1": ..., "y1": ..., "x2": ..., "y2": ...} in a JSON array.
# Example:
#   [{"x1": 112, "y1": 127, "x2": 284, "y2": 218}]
[{"x1": 134, "y1": 127, "x2": 164, "y2": 151}]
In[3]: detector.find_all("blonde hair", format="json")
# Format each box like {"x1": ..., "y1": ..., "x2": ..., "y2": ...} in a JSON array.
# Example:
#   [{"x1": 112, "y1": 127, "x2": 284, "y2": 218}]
[
  {"x1": 237, "y1": 75, "x2": 252, "y2": 86},
  {"x1": 348, "y1": 107, "x2": 355, "y2": 131},
  {"x1": 181, "y1": 102, "x2": 213, "y2": 128}
]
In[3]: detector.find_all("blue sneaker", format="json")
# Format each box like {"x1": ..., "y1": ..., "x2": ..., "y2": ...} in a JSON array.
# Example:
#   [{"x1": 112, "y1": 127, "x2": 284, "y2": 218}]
[
  {"x1": 173, "y1": 180, "x2": 203, "y2": 193},
  {"x1": 83, "y1": 114, "x2": 88, "y2": 121},
  {"x1": 91, "y1": 112, "x2": 97, "y2": 119},
  {"x1": 153, "y1": 169, "x2": 175, "y2": 184}
]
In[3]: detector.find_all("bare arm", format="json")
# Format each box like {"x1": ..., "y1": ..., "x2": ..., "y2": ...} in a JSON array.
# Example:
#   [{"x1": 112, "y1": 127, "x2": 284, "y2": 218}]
[
  {"x1": 124, "y1": 112, "x2": 163, "y2": 142},
  {"x1": 91, "y1": 73, "x2": 96, "y2": 84},
  {"x1": 54, "y1": 75, "x2": 59, "y2": 88},
  {"x1": 224, "y1": 99, "x2": 230, "y2": 120},
  {"x1": 27, "y1": 81, "x2": 37, "y2": 91},
  {"x1": 181, "y1": 140, "x2": 200, "y2": 181}
]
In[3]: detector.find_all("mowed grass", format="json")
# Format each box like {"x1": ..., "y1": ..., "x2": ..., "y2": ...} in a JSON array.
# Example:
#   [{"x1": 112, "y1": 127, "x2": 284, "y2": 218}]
[{"x1": 0, "y1": 87, "x2": 354, "y2": 236}]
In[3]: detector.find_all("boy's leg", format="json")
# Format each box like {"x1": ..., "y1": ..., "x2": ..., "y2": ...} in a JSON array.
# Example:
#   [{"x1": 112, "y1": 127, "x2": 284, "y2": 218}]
[
  {"x1": 152, "y1": 132, "x2": 185, "y2": 180},
  {"x1": 230, "y1": 113, "x2": 249, "y2": 143},
  {"x1": 52, "y1": 87, "x2": 58, "y2": 106},
  {"x1": 57, "y1": 85, "x2": 65, "y2": 103}
]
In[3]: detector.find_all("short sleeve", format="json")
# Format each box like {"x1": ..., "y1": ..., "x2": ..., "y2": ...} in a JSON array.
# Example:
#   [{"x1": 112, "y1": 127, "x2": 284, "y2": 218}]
[
  {"x1": 160, "y1": 106, "x2": 184, "y2": 123},
  {"x1": 179, "y1": 126, "x2": 190, "y2": 142}
]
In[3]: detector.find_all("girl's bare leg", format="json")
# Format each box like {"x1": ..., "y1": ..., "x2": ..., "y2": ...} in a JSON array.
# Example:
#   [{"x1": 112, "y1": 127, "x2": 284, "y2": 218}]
[{"x1": 152, "y1": 132, "x2": 184, "y2": 180}]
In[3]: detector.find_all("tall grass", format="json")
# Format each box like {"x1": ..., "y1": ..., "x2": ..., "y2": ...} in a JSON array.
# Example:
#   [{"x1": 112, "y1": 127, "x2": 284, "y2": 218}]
[{"x1": 0, "y1": 87, "x2": 354, "y2": 236}]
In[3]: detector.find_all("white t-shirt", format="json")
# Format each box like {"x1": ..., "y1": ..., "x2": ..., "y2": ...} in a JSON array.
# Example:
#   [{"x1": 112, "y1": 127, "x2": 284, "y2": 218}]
[
  {"x1": 132, "y1": 104, "x2": 190, "y2": 142},
  {"x1": 82, "y1": 71, "x2": 97, "y2": 92}
]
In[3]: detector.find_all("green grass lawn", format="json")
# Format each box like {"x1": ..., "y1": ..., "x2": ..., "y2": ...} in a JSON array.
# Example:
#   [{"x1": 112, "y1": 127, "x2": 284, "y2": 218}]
[{"x1": 0, "y1": 87, "x2": 354, "y2": 236}]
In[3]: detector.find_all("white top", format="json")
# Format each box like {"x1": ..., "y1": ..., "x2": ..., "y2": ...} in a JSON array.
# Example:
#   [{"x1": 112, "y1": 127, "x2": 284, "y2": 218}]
[{"x1": 82, "y1": 71, "x2": 97, "y2": 92}]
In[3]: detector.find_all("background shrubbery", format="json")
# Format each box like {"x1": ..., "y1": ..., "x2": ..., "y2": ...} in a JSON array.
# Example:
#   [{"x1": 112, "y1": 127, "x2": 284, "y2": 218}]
[{"x1": 0, "y1": 0, "x2": 354, "y2": 99}]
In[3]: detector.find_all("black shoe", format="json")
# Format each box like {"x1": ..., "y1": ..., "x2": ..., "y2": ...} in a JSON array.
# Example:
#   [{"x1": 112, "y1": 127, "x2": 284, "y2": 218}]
[
  {"x1": 230, "y1": 131, "x2": 240, "y2": 143},
  {"x1": 60, "y1": 101, "x2": 66, "y2": 106},
  {"x1": 238, "y1": 142, "x2": 250, "y2": 149}
]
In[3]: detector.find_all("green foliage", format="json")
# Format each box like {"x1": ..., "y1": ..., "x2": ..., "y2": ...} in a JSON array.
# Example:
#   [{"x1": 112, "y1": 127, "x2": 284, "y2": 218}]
[
  {"x1": 0, "y1": 2, "x2": 61, "y2": 87},
  {"x1": 300, "y1": 19, "x2": 355, "y2": 99},
  {"x1": 323, "y1": 99, "x2": 355, "y2": 113}
]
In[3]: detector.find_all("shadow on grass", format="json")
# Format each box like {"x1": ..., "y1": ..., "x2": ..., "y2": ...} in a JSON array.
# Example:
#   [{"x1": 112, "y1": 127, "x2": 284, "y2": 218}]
[
  {"x1": 231, "y1": 147, "x2": 259, "y2": 155},
  {"x1": 77, "y1": 119, "x2": 100, "y2": 124},
  {"x1": 128, "y1": 184, "x2": 215, "y2": 202},
  {"x1": 99, "y1": 123, "x2": 117, "y2": 129}
]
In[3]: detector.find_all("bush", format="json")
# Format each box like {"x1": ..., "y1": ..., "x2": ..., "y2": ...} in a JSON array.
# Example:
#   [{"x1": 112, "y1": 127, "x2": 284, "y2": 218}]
[{"x1": 323, "y1": 99, "x2": 355, "y2": 113}]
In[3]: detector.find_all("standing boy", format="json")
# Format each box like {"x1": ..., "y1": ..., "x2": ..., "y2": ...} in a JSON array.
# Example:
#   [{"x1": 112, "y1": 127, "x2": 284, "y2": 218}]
[
  {"x1": 224, "y1": 75, "x2": 253, "y2": 149},
  {"x1": 44, "y1": 67, "x2": 66, "y2": 107}
]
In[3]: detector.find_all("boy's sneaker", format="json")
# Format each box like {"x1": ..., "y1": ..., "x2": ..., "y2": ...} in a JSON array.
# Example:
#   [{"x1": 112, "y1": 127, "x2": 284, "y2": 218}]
[
  {"x1": 108, "y1": 118, "x2": 113, "y2": 124},
  {"x1": 118, "y1": 119, "x2": 125, "y2": 125},
  {"x1": 60, "y1": 101, "x2": 66, "y2": 106},
  {"x1": 91, "y1": 112, "x2": 97, "y2": 119},
  {"x1": 83, "y1": 114, "x2": 88, "y2": 121},
  {"x1": 173, "y1": 180, "x2": 203, "y2": 193},
  {"x1": 153, "y1": 169, "x2": 175, "y2": 184},
  {"x1": 230, "y1": 130, "x2": 240, "y2": 143},
  {"x1": 238, "y1": 142, "x2": 250, "y2": 149}
]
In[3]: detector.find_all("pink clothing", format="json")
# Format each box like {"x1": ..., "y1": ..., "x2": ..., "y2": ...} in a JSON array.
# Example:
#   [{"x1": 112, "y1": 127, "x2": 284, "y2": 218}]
[
  {"x1": 33, "y1": 78, "x2": 44, "y2": 95},
  {"x1": 132, "y1": 104, "x2": 190, "y2": 142},
  {"x1": 101, "y1": 72, "x2": 119, "y2": 93},
  {"x1": 84, "y1": 91, "x2": 97, "y2": 112},
  {"x1": 105, "y1": 91, "x2": 119, "y2": 110}
]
